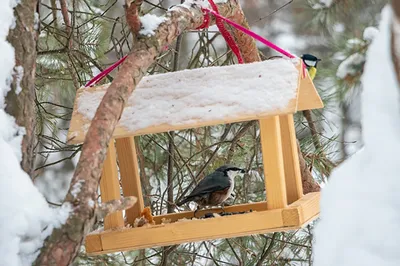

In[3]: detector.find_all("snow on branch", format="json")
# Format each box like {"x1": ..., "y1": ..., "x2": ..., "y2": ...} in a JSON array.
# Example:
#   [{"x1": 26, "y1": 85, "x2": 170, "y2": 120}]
[{"x1": 336, "y1": 53, "x2": 365, "y2": 79}]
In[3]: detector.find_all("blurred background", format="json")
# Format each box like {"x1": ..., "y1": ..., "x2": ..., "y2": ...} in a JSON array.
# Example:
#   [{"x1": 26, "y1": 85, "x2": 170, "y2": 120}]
[{"x1": 34, "y1": 0, "x2": 388, "y2": 264}]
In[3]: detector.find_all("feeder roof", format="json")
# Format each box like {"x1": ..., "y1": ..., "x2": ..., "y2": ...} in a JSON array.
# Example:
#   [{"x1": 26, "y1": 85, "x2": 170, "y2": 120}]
[{"x1": 67, "y1": 58, "x2": 322, "y2": 144}]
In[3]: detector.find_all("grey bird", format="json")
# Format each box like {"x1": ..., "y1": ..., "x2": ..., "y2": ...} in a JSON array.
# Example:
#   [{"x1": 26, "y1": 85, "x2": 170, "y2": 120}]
[{"x1": 176, "y1": 165, "x2": 245, "y2": 212}]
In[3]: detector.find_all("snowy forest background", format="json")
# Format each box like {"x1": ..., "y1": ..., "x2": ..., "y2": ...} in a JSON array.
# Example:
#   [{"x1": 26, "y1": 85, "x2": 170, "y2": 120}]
[{"x1": 2, "y1": 0, "x2": 395, "y2": 265}]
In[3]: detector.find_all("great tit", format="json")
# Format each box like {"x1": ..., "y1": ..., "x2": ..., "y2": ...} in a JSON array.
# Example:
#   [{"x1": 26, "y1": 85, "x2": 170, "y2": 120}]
[{"x1": 301, "y1": 54, "x2": 321, "y2": 80}]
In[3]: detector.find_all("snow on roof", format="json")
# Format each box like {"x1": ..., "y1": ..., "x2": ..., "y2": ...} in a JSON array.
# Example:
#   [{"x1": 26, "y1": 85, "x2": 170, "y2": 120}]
[
  {"x1": 70, "y1": 59, "x2": 304, "y2": 143},
  {"x1": 314, "y1": 6, "x2": 400, "y2": 266}
]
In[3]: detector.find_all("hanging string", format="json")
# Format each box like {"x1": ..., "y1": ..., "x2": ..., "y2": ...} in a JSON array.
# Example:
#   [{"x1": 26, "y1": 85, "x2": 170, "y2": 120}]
[
  {"x1": 85, "y1": 2, "x2": 304, "y2": 87},
  {"x1": 196, "y1": 10, "x2": 210, "y2": 29},
  {"x1": 85, "y1": 55, "x2": 128, "y2": 87},
  {"x1": 206, "y1": 0, "x2": 243, "y2": 63}
]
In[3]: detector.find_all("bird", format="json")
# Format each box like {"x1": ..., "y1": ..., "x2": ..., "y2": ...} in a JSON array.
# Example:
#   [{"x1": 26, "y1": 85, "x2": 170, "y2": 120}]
[
  {"x1": 176, "y1": 165, "x2": 245, "y2": 215},
  {"x1": 301, "y1": 54, "x2": 321, "y2": 80}
]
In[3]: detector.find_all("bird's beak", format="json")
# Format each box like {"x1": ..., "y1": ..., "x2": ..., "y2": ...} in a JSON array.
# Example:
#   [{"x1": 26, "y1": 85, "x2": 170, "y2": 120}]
[{"x1": 240, "y1": 169, "x2": 246, "y2": 174}]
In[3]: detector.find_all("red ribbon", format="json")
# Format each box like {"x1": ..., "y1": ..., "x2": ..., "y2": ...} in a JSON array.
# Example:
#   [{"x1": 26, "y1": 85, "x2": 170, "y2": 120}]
[
  {"x1": 207, "y1": 0, "x2": 243, "y2": 64},
  {"x1": 85, "y1": 1, "x2": 303, "y2": 87}
]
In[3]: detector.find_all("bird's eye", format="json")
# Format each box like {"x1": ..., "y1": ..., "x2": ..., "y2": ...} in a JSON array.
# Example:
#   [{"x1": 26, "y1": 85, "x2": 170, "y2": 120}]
[{"x1": 304, "y1": 59, "x2": 317, "y2": 67}]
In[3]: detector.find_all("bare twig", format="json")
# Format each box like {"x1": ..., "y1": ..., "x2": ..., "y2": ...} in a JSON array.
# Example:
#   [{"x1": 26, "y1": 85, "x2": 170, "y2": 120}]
[
  {"x1": 59, "y1": 0, "x2": 80, "y2": 89},
  {"x1": 251, "y1": 0, "x2": 293, "y2": 23},
  {"x1": 256, "y1": 233, "x2": 277, "y2": 266}
]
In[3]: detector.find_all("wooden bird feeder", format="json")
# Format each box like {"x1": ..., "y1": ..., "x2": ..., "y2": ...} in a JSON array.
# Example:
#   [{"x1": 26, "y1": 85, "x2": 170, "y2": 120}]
[{"x1": 67, "y1": 58, "x2": 323, "y2": 255}]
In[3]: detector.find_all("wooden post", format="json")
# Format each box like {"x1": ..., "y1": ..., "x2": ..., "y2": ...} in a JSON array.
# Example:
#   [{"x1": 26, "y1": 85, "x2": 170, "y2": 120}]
[
  {"x1": 279, "y1": 114, "x2": 304, "y2": 204},
  {"x1": 115, "y1": 137, "x2": 145, "y2": 225},
  {"x1": 259, "y1": 117, "x2": 288, "y2": 209},
  {"x1": 100, "y1": 140, "x2": 124, "y2": 229}
]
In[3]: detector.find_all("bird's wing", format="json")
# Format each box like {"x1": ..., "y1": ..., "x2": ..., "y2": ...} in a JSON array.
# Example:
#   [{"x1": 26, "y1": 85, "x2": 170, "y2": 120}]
[{"x1": 186, "y1": 171, "x2": 231, "y2": 198}]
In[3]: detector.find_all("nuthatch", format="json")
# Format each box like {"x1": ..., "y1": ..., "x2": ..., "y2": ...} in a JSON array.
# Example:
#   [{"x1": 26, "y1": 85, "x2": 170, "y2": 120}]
[{"x1": 176, "y1": 165, "x2": 245, "y2": 213}]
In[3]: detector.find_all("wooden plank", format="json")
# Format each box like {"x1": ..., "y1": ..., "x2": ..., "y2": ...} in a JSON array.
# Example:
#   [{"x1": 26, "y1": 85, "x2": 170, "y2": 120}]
[
  {"x1": 100, "y1": 140, "x2": 124, "y2": 229},
  {"x1": 294, "y1": 192, "x2": 320, "y2": 222},
  {"x1": 259, "y1": 117, "x2": 288, "y2": 209},
  {"x1": 85, "y1": 234, "x2": 103, "y2": 254},
  {"x1": 279, "y1": 114, "x2": 303, "y2": 204},
  {"x1": 94, "y1": 209, "x2": 285, "y2": 254},
  {"x1": 85, "y1": 194, "x2": 321, "y2": 255},
  {"x1": 296, "y1": 69, "x2": 324, "y2": 111},
  {"x1": 115, "y1": 137, "x2": 145, "y2": 225},
  {"x1": 153, "y1": 201, "x2": 269, "y2": 224},
  {"x1": 67, "y1": 105, "x2": 297, "y2": 145},
  {"x1": 282, "y1": 192, "x2": 320, "y2": 226},
  {"x1": 281, "y1": 207, "x2": 301, "y2": 227}
]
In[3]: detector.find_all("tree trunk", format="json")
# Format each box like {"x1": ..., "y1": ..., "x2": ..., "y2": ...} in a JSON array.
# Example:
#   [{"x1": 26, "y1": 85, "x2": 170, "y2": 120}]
[
  {"x1": 5, "y1": 0, "x2": 38, "y2": 177},
  {"x1": 392, "y1": 1, "x2": 400, "y2": 85}
]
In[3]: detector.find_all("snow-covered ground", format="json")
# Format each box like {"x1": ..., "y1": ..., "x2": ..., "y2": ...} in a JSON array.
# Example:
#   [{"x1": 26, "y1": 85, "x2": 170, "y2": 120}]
[{"x1": 314, "y1": 5, "x2": 400, "y2": 266}]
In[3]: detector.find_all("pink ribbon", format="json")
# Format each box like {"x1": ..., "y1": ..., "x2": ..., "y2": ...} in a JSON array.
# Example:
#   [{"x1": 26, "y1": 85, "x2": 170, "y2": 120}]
[
  {"x1": 85, "y1": 5, "x2": 304, "y2": 87},
  {"x1": 203, "y1": 8, "x2": 296, "y2": 59},
  {"x1": 85, "y1": 55, "x2": 128, "y2": 87},
  {"x1": 202, "y1": 8, "x2": 306, "y2": 77}
]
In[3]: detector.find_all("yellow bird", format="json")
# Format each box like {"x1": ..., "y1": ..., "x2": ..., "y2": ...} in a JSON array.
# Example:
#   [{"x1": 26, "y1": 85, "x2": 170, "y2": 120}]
[{"x1": 301, "y1": 54, "x2": 321, "y2": 80}]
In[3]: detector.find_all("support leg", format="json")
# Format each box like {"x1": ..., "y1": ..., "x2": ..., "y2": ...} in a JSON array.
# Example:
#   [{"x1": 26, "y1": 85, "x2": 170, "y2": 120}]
[
  {"x1": 279, "y1": 114, "x2": 304, "y2": 204},
  {"x1": 100, "y1": 140, "x2": 124, "y2": 229},
  {"x1": 116, "y1": 137, "x2": 145, "y2": 226},
  {"x1": 259, "y1": 117, "x2": 288, "y2": 209}
]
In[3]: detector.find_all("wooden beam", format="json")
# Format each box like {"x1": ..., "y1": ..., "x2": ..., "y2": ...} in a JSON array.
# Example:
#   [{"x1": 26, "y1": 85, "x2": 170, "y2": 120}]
[
  {"x1": 259, "y1": 117, "x2": 288, "y2": 209},
  {"x1": 279, "y1": 114, "x2": 303, "y2": 204},
  {"x1": 153, "y1": 201, "x2": 269, "y2": 224},
  {"x1": 89, "y1": 209, "x2": 285, "y2": 254},
  {"x1": 296, "y1": 69, "x2": 324, "y2": 111},
  {"x1": 100, "y1": 140, "x2": 124, "y2": 229},
  {"x1": 85, "y1": 193, "x2": 320, "y2": 255},
  {"x1": 115, "y1": 137, "x2": 145, "y2": 225},
  {"x1": 85, "y1": 234, "x2": 103, "y2": 254},
  {"x1": 282, "y1": 192, "x2": 320, "y2": 226},
  {"x1": 68, "y1": 108, "x2": 297, "y2": 145}
]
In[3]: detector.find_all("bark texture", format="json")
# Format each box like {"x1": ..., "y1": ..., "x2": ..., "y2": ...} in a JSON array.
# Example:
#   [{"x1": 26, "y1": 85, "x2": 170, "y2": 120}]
[
  {"x1": 35, "y1": 2, "x2": 237, "y2": 265},
  {"x1": 5, "y1": 0, "x2": 38, "y2": 176},
  {"x1": 392, "y1": 1, "x2": 400, "y2": 86}
]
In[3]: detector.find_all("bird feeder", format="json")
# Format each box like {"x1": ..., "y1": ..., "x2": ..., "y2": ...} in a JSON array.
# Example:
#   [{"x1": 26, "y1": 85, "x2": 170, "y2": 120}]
[{"x1": 67, "y1": 58, "x2": 323, "y2": 255}]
